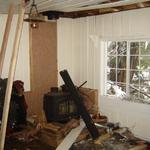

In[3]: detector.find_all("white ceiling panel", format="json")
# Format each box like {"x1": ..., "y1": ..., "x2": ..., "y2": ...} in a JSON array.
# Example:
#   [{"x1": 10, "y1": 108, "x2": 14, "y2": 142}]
[
  {"x1": 37, "y1": 0, "x2": 108, "y2": 12},
  {"x1": 0, "y1": 0, "x2": 150, "y2": 14}
]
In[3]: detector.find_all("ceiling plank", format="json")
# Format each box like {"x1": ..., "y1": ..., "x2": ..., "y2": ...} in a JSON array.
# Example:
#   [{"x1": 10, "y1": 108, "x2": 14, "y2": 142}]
[
  {"x1": 38, "y1": 0, "x2": 108, "y2": 12},
  {"x1": 62, "y1": 2, "x2": 150, "y2": 18},
  {"x1": 60, "y1": 0, "x2": 150, "y2": 12}
]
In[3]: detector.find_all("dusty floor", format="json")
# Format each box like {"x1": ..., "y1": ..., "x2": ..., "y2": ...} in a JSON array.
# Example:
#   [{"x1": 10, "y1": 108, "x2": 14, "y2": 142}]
[
  {"x1": 5, "y1": 134, "x2": 150, "y2": 150},
  {"x1": 70, "y1": 138, "x2": 150, "y2": 150},
  {"x1": 4, "y1": 123, "x2": 150, "y2": 150},
  {"x1": 5, "y1": 138, "x2": 55, "y2": 150}
]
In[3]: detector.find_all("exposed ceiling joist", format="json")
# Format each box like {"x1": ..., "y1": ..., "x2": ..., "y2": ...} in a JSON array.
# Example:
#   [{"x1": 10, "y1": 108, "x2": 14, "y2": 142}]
[
  {"x1": 60, "y1": 0, "x2": 150, "y2": 12},
  {"x1": 62, "y1": 1, "x2": 150, "y2": 18}
]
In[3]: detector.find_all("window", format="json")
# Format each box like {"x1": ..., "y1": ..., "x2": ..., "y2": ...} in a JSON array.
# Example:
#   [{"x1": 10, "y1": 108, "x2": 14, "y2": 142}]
[{"x1": 106, "y1": 40, "x2": 150, "y2": 103}]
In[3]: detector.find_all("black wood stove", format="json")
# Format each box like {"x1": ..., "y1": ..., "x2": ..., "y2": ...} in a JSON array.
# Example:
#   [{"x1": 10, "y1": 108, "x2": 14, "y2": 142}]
[{"x1": 43, "y1": 87, "x2": 79, "y2": 123}]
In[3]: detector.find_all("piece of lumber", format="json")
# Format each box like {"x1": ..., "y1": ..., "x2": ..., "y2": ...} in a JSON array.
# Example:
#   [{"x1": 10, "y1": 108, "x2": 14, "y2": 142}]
[
  {"x1": 0, "y1": 2, "x2": 25, "y2": 150},
  {"x1": 56, "y1": 120, "x2": 85, "y2": 150},
  {"x1": 40, "y1": 130, "x2": 63, "y2": 148},
  {"x1": 94, "y1": 133, "x2": 111, "y2": 145},
  {"x1": 0, "y1": 4, "x2": 15, "y2": 77},
  {"x1": 75, "y1": 129, "x2": 89, "y2": 142},
  {"x1": 43, "y1": 123, "x2": 61, "y2": 133},
  {"x1": 128, "y1": 144, "x2": 147, "y2": 150},
  {"x1": 60, "y1": 119, "x2": 80, "y2": 136},
  {"x1": 60, "y1": 70, "x2": 100, "y2": 140}
]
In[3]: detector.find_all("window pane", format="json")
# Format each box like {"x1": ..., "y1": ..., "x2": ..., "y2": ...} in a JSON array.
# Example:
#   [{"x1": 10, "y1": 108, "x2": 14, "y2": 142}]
[
  {"x1": 117, "y1": 69, "x2": 126, "y2": 83},
  {"x1": 130, "y1": 56, "x2": 139, "y2": 70},
  {"x1": 107, "y1": 41, "x2": 116, "y2": 55},
  {"x1": 130, "y1": 42, "x2": 139, "y2": 55},
  {"x1": 117, "y1": 41, "x2": 127, "y2": 55},
  {"x1": 117, "y1": 56, "x2": 126, "y2": 69},
  {"x1": 140, "y1": 56, "x2": 150, "y2": 70},
  {"x1": 140, "y1": 41, "x2": 150, "y2": 55},
  {"x1": 106, "y1": 82, "x2": 116, "y2": 95},
  {"x1": 106, "y1": 40, "x2": 150, "y2": 103},
  {"x1": 116, "y1": 83, "x2": 126, "y2": 96},
  {"x1": 107, "y1": 68, "x2": 116, "y2": 82},
  {"x1": 130, "y1": 71, "x2": 140, "y2": 85},
  {"x1": 140, "y1": 86, "x2": 150, "y2": 102},
  {"x1": 107, "y1": 56, "x2": 116, "y2": 68},
  {"x1": 140, "y1": 70, "x2": 150, "y2": 86},
  {"x1": 130, "y1": 85, "x2": 140, "y2": 98}
]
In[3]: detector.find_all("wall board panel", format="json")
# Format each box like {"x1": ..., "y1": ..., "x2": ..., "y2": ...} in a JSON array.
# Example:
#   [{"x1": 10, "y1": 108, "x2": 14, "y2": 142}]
[{"x1": 25, "y1": 22, "x2": 57, "y2": 117}]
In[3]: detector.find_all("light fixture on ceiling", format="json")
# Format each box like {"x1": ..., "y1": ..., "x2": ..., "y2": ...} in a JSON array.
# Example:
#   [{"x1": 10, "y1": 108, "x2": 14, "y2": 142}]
[{"x1": 24, "y1": 0, "x2": 46, "y2": 28}]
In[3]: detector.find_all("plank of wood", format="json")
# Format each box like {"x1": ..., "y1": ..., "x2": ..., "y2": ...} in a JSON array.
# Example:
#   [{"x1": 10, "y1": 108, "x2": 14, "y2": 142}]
[
  {"x1": 128, "y1": 144, "x2": 147, "y2": 150},
  {"x1": 56, "y1": 120, "x2": 85, "y2": 150},
  {"x1": 60, "y1": 70, "x2": 100, "y2": 139},
  {"x1": 0, "y1": 2, "x2": 25, "y2": 150},
  {"x1": 0, "y1": 3, "x2": 14, "y2": 77},
  {"x1": 94, "y1": 133, "x2": 111, "y2": 145}
]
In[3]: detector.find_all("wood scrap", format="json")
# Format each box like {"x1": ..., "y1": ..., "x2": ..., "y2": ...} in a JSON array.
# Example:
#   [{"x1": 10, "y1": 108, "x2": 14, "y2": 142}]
[
  {"x1": 39, "y1": 131, "x2": 62, "y2": 148},
  {"x1": 92, "y1": 113, "x2": 108, "y2": 124},
  {"x1": 8, "y1": 123, "x2": 41, "y2": 141},
  {"x1": 43, "y1": 123, "x2": 61, "y2": 133},
  {"x1": 56, "y1": 120, "x2": 85, "y2": 150},
  {"x1": 75, "y1": 129, "x2": 89, "y2": 143},
  {"x1": 94, "y1": 133, "x2": 111, "y2": 145},
  {"x1": 129, "y1": 144, "x2": 147, "y2": 150},
  {"x1": 60, "y1": 118, "x2": 80, "y2": 136}
]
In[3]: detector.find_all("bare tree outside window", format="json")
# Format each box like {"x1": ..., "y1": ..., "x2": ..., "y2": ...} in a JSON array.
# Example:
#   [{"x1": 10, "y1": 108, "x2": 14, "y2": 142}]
[{"x1": 106, "y1": 41, "x2": 150, "y2": 104}]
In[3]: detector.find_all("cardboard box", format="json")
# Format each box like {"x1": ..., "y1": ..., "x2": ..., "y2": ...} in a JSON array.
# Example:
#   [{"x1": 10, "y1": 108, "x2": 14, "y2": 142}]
[{"x1": 79, "y1": 87, "x2": 99, "y2": 114}]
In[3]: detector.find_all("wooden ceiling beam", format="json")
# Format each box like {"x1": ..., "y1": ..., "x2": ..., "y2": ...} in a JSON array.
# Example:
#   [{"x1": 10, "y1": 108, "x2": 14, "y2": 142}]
[
  {"x1": 137, "y1": 2, "x2": 145, "y2": 8},
  {"x1": 109, "y1": 0, "x2": 121, "y2": 2},
  {"x1": 62, "y1": 2, "x2": 150, "y2": 18}
]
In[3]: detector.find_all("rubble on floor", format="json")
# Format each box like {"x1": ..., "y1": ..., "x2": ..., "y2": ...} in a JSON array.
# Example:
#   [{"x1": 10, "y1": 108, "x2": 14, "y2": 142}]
[
  {"x1": 4, "y1": 114, "x2": 150, "y2": 150},
  {"x1": 5, "y1": 138, "x2": 54, "y2": 150},
  {"x1": 70, "y1": 129, "x2": 150, "y2": 150}
]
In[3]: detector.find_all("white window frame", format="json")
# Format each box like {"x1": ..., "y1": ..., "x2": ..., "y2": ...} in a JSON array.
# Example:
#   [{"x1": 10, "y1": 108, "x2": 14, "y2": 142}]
[{"x1": 103, "y1": 39, "x2": 150, "y2": 101}]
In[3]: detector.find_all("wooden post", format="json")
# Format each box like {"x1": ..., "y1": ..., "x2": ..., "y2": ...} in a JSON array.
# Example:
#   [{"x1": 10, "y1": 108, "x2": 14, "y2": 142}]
[
  {"x1": 0, "y1": 3, "x2": 25, "y2": 150},
  {"x1": 0, "y1": 4, "x2": 15, "y2": 77},
  {"x1": 60, "y1": 70, "x2": 100, "y2": 140}
]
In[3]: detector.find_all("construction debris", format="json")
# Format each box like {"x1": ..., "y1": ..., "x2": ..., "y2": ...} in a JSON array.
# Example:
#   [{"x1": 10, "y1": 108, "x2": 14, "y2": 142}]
[
  {"x1": 4, "y1": 113, "x2": 150, "y2": 150},
  {"x1": 56, "y1": 120, "x2": 85, "y2": 150}
]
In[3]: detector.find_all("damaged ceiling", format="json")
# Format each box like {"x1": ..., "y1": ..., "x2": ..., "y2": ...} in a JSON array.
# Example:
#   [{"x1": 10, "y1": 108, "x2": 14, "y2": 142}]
[{"x1": 0, "y1": 0, "x2": 150, "y2": 18}]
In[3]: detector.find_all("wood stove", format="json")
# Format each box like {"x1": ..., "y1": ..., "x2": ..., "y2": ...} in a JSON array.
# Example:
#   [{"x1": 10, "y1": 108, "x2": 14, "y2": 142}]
[{"x1": 43, "y1": 88, "x2": 79, "y2": 123}]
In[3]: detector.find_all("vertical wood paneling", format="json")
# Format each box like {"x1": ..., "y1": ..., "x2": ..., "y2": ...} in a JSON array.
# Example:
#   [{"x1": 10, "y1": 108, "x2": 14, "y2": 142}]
[
  {"x1": 100, "y1": 96, "x2": 150, "y2": 141},
  {"x1": 102, "y1": 14, "x2": 113, "y2": 38},
  {"x1": 72, "y1": 18, "x2": 81, "y2": 85},
  {"x1": 130, "y1": 8, "x2": 150, "y2": 37},
  {"x1": 87, "y1": 17, "x2": 95, "y2": 88},
  {"x1": 0, "y1": 15, "x2": 7, "y2": 47},
  {"x1": 79, "y1": 18, "x2": 88, "y2": 85},
  {"x1": 112, "y1": 13, "x2": 122, "y2": 37},
  {"x1": 121, "y1": 11, "x2": 131, "y2": 37},
  {"x1": 57, "y1": 7, "x2": 150, "y2": 141},
  {"x1": 0, "y1": 15, "x2": 30, "y2": 90},
  {"x1": 57, "y1": 7, "x2": 150, "y2": 89}
]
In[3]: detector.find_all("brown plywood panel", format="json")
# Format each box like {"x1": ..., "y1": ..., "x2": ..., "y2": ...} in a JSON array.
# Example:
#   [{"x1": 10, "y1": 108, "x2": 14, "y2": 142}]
[{"x1": 25, "y1": 22, "x2": 57, "y2": 117}]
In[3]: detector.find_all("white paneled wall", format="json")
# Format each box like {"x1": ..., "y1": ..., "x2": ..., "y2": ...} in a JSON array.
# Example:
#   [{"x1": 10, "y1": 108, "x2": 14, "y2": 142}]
[
  {"x1": 57, "y1": 17, "x2": 101, "y2": 89},
  {"x1": 100, "y1": 96, "x2": 150, "y2": 141},
  {"x1": 0, "y1": 15, "x2": 30, "y2": 91},
  {"x1": 57, "y1": 7, "x2": 150, "y2": 141}
]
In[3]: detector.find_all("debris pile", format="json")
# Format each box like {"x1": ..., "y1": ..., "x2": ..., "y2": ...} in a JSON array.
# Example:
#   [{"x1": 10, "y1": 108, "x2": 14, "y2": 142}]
[{"x1": 70, "y1": 124, "x2": 150, "y2": 150}]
